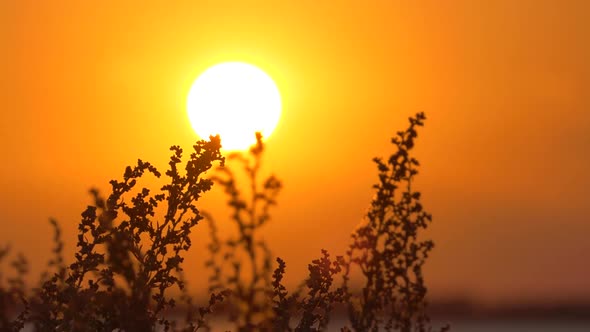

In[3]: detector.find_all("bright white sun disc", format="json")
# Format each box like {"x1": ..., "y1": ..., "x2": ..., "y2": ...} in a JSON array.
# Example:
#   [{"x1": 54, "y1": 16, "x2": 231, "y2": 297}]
[{"x1": 187, "y1": 62, "x2": 282, "y2": 150}]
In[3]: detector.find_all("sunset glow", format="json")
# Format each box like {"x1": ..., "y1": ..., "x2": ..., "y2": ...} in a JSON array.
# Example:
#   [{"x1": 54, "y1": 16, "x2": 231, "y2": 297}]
[
  {"x1": 3, "y1": 2, "x2": 590, "y2": 320},
  {"x1": 187, "y1": 62, "x2": 282, "y2": 150}
]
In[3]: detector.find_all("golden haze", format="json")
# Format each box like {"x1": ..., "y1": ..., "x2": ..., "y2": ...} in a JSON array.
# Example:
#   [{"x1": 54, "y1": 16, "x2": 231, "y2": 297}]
[{"x1": 1, "y1": 1, "x2": 590, "y2": 303}]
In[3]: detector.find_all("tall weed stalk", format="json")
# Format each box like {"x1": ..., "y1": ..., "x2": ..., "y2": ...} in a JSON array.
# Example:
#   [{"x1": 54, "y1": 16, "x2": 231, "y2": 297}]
[
  {"x1": 342, "y1": 112, "x2": 448, "y2": 332},
  {"x1": 204, "y1": 133, "x2": 281, "y2": 330},
  {"x1": 29, "y1": 137, "x2": 224, "y2": 331}
]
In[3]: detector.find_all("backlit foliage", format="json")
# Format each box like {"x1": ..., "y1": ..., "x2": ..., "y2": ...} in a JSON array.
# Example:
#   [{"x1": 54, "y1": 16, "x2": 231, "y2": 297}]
[
  {"x1": 204, "y1": 133, "x2": 281, "y2": 330},
  {"x1": 0, "y1": 246, "x2": 29, "y2": 331},
  {"x1": 342, "y1": 112, "x2": 449, "y2": 332},
  {"x1": 15, "y1": 137, "x2": 224, "y2": 331},
  {"x1": 0, "y1": 114, "x2": 447, "y2": 332}
]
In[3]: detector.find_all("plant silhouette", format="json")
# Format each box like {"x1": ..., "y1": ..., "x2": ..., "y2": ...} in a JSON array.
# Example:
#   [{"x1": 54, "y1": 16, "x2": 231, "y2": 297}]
[
  {"x1": 26, "y1": 137, "x2": 223, "y2": 331},
  {"x1": 0, "y1": 246, "x2": 29, "y2": 331},
  {"x1": 0, "y1": 113, "x2": 447, "y2": 332},
  {"x1": 204, "y1": 132, "x2": 281, "y2": 330},
  {"x1": 342, "y1": 112, "x2": 449, "y2": 332}
]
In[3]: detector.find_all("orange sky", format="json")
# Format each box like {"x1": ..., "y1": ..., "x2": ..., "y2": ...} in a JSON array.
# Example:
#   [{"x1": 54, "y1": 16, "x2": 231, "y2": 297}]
[{"x1": 1, "y1": 0, "x2": 589, "y2": 303}]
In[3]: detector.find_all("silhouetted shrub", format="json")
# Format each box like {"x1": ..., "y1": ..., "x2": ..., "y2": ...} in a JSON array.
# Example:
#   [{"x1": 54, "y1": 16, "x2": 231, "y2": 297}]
[
  {"x1": 268, "y1": 250, "x2": 347, "y2": 332},
  {"x1": 204, "y1": 132, "x2": 281, "y2": 330},
  {"x1": 0, "y1": 113, "x2": 447, "y2": 332},
  {"x1": 0, "y1": 246, "x2": 29, "y2": 331},
  {"x1": 341, "y1": 112, "x2": 448, "y2": 332},
  {"x1": 28, "y1": 137, "x2": 224, "y2": 331},
  {"x1": 202, "y1": 113, "x2": 446, "y2": 331}
]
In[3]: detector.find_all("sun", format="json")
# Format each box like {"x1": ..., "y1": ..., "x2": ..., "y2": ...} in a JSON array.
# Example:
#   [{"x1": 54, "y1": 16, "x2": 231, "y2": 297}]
[{"x1": 186, "y1": 62, "x2": 282, "y2": 150}]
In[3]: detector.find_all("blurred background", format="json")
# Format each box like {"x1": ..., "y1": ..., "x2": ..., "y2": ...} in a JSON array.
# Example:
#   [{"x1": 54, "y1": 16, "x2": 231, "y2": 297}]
[{"x1": 2, "y1": 1, "x2": 589, "y2": 329}]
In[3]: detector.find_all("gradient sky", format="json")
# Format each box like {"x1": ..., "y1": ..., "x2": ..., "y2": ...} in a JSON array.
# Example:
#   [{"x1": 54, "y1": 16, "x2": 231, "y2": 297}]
[{"x1": 1, "y1": 1, "x2": 589, "y2": 304}]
